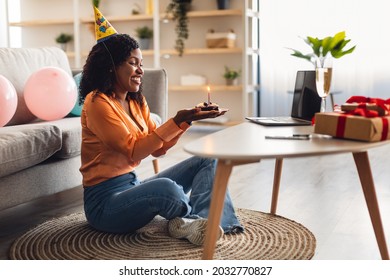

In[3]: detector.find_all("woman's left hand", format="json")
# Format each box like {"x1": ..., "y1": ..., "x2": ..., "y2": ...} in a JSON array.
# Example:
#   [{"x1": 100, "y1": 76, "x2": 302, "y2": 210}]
[{"x1": 193, "y1": 108, "x2": 227, "y2": 120}]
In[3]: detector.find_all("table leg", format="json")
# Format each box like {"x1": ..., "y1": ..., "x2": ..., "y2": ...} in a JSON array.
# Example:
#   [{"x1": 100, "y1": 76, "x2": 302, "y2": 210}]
[
  {"x1": 152, "y1": 159, "x2": 159, "y2": 174},
  {"x1": 270, "y1": 158, "x2": 283, "y2": 214},
  {"x1": 353, "y1": 151, "x2": 389, "y2": 260},
  {"x1": 202, "y1": 160, "x2": 233, "y2": 260}
]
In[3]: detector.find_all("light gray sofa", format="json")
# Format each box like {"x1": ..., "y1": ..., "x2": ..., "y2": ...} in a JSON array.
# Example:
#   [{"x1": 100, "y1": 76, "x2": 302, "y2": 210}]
[{"x1": 0, "y1": 47, "x2": 167, "y2": 211}]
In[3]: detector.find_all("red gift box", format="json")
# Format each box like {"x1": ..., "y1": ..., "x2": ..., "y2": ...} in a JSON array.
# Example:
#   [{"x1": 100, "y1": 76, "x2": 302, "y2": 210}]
[
  {"x1": 315, "y1": 96, "x2": 390, "y2": 142},
  {"x1": 340, "y1": 96, "x2": 390, "y2": 116},
  {"x1": 314, "y1": 112, "x2": 390, "y2": 142}
]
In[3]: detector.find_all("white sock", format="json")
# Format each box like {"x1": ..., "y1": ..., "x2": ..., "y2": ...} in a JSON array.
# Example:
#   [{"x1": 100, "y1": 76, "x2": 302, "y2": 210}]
[{"x1": 168, "y1": 217, "x2": 224, "y2": 246}]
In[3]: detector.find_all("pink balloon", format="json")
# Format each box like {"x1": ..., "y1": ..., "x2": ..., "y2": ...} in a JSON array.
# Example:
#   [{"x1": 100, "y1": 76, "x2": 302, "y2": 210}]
[
  {"x1": 24, "y1": 67, "x2": 77, "y2": 121},
  {"x1": 0, "y1": 75, "x2": 18, "y2": 127}
]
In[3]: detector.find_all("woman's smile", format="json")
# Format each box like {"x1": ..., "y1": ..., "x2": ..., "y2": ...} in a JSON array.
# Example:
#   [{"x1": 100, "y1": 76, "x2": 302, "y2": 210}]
[{"x1": 130, "y1": 75, "x2": 142, "y2": 85}]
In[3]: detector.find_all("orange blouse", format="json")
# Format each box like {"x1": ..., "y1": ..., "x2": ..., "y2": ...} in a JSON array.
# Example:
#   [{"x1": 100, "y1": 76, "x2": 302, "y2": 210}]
[{"x1": 80, "y1": 92, "x2": 190, "y2": 187}]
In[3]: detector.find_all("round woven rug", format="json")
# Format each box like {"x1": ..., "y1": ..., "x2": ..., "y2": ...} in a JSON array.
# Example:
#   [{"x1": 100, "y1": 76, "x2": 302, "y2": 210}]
[{"x1": 9, "y1": 208, "x2": 316, "y2": 260}]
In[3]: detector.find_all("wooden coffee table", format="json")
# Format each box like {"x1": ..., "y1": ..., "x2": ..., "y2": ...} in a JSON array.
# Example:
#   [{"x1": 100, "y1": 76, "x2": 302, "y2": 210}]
[{"x1": 184, "y1": 122, "x2": 390, "y2": 260}]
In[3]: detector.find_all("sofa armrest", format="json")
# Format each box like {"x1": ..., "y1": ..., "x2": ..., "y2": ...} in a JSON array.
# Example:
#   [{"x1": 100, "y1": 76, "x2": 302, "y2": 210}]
[
  {"x1": 142, "y1": 68, "x2": 168, "y2": 123},
  {"x1": 72, "y1": 68, "x2": 82, "y2": 76}
]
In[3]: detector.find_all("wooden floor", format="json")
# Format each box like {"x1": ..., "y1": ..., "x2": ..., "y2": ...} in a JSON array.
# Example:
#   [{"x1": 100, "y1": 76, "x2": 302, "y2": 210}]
[{"x1": 1, "y1": 124, "x2": 390, "y2": 260}]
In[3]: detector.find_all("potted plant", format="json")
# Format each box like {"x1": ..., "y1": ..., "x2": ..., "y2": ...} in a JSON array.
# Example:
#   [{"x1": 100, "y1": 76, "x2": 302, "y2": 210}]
[
  {"x1": 223, "y1": 66, "x2": 240, "y2": 85},
  {"x1": 288, "y1": 31, "x2": 356, "y2": 68},
  {"x1": 165, "y1": 0, "x2": 192, "y2": 56},
  {"x1": 217, "y1": 0, "x2": 230, "y2": 10},
  {"x1": 55, "y1": 33, "x2": 73, "y2": 52},
  {"x1": 92, "y1": 0, "x2": 100, "y2": 8},
  {"x1": 135, "y1": 26, "x2": 153, "y2": 50},
  {"x1": 131, "y1": 3, "x2": 141, "y2": 15},
  {"x1": 289, "y1": 31, "x2": 356, "y2": 112}
]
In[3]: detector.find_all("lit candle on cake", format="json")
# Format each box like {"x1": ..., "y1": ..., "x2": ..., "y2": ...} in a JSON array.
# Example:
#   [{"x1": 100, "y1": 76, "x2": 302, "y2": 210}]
[
  {"x1": 207, "y1": 86, "x2": 211, "y2": 104},
  {"x1": 196, "y1": 85, "x2": 219, "y2": 111}
]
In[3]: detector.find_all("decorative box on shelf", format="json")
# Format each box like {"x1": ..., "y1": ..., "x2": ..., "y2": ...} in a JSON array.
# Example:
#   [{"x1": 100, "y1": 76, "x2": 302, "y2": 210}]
[
  {"x1": 180, "y1": 74, "x2": 207, "y2": 86},
  {"x1": 206, "y1": 29, "x2": 236, "y2": 48},
  {"x1": 314, "y1": 96, "x2": 390, "y2": 142}
]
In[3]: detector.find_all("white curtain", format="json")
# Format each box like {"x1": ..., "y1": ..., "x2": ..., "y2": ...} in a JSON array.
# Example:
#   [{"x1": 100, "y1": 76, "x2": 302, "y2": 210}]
[{"x1": 259, "y1": 0, "x2": 390, "y2": 116}]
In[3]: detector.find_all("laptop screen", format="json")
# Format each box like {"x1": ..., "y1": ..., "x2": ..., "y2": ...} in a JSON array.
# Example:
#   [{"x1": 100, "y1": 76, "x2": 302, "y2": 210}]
[{"x1": 291, "y1": 71, "x2": 321, "y2": 121}]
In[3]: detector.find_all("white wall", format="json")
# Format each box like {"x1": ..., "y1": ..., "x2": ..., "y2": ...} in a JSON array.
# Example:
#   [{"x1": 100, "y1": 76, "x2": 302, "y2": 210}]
[{"x1": 259, "y1": 0, "x2": 390, "y2": 116}]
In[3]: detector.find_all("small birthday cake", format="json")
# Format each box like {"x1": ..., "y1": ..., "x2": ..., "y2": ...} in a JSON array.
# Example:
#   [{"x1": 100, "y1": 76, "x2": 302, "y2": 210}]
[{"x1": 196, "y1": 102, "x2": 219, "y2": 111}]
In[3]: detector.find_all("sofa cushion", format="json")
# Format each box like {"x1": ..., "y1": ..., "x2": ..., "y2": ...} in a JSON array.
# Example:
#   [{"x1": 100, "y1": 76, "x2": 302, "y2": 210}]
[
  {"x1": 0, "y1": 47, "x2": 72, "y2": 126},
  {"x1": 0, "y1": 124, "x2": 62, "y2": 177},
  {"x1": 44, "y1": 117, "x2": 82, "y2": 159}
]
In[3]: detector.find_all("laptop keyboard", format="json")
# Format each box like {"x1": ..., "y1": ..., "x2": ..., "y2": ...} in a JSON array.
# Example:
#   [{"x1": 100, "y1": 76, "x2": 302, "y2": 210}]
[{"x1": 270, "y1": 117, "x2": 293, "y2": 122}]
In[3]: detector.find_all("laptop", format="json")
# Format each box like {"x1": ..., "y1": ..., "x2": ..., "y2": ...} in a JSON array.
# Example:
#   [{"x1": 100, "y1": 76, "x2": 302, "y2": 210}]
[{"x1": 246, "y1": 71, "x2": 321, "y2": 126}]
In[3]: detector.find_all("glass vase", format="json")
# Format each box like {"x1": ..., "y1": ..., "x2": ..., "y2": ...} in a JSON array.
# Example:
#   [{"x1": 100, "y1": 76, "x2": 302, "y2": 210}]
[{"x1": 315, "y1": 57, "x2": 333, "y2": 112}]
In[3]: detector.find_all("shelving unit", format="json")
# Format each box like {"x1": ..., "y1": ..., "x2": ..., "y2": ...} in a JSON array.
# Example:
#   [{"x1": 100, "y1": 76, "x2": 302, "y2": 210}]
[
  {"x1": 161, "y1": 47, "x2": 241, "y2": 56},
  {"x1": 5, "y1": 0, "x2": 260, "y2": 122},
  {"x1": 169, "y1": 85, "x2": 242, "y2": 92},
  {"x1": 9, "y1": 19, "x2": 74, "y2": 26},
  {"x1": 80, "y1": 14, "x2": 154, "y2": 23}
]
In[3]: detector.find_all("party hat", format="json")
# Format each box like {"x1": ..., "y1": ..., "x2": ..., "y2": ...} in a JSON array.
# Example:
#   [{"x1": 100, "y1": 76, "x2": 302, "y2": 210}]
[{"x1": 93, "y1": 6, "x2": 118, "y2": 43}]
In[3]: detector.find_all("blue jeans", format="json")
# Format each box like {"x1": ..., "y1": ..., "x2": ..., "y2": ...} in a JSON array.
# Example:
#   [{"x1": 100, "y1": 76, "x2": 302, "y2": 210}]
[{"x1": 83, "y1": 156, "x2": 243, "y2": 234}]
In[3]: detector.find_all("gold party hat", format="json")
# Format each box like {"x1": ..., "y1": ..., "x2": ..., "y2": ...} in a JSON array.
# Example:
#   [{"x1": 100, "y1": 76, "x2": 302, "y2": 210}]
[{"x1": 93, "y1": 6, "x2": 118, "y2": 43}]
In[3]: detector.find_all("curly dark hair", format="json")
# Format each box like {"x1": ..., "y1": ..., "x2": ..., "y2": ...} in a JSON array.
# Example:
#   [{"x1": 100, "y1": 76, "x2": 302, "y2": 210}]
[{"x1": 79, "y1": 34, "x2": 144, "y2": 106}]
